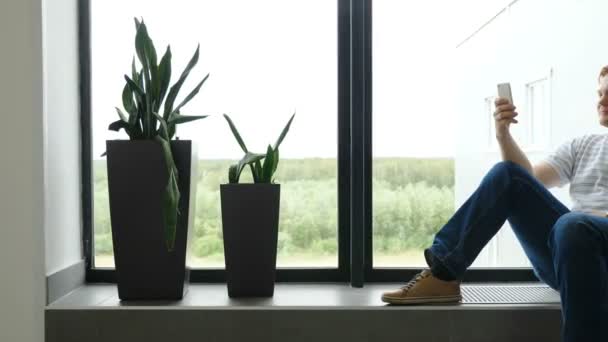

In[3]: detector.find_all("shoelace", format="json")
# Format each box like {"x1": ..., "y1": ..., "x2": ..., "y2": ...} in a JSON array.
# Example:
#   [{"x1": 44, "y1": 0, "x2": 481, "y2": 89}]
[{"x1": 400, "y1": 270, "x2": 431, "y2": 292}]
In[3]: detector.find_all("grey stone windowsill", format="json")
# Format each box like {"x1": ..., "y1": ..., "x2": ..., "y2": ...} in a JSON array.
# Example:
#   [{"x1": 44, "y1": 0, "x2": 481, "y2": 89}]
[
  {"x1": 46, "y1": 283, "x2": 562, "y2": 342},
  {"x1": 47, "y1": 282, "x2": 561, "y2": 309}
]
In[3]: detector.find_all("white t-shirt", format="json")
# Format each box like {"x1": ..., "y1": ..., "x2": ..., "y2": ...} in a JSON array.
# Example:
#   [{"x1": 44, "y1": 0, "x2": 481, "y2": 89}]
[{"x1": 544, "y1": 133, "x2": 608, "y2": 214}]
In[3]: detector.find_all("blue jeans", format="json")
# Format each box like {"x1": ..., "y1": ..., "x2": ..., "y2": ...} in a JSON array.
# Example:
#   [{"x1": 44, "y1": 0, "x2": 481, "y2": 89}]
[{"x1": 428, "y1": 161, "x2": 608, "y2": 342}]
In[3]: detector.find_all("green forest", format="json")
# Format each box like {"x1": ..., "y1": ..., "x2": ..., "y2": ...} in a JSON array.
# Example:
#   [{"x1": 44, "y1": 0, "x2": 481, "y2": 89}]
[{"x1": 93, "y1": 158, "x2": 455, "y2": 266}]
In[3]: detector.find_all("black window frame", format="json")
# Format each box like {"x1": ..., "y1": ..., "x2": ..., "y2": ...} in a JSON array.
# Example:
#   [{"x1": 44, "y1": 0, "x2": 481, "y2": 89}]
[{"x1": 80, "y1": 0, "x2": 538, "y2": 286}]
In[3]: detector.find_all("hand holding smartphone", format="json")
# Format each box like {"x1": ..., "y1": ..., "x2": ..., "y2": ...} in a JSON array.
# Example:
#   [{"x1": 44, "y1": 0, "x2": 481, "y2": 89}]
[
  {"x1": 497, "y1": 83, "x2": 513, "y2": 104},
  {"x1": 494, "y1": 82, "x2": 518, "y2": 136}
]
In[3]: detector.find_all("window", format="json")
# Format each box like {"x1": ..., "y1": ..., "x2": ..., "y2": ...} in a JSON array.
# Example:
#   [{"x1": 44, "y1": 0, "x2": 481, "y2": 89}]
[
  {"x1": 485, "y1": 96, "x2": 498, "y2": 150},
  {"x1": 368, "y1": 0, "x2": 570, "y2": 277},
  {"x1": 525, "y1": 75, "x2": 552, "y2": 150},
  {"x1": 86, "y1": 0, "x2": 599, "y2": 284},
  {"x1": 371, "y1": 1, "x2": 456, "y2": 268},
  {"x1": 85, "y1": 0, "x2": 344, "y2": 281}
]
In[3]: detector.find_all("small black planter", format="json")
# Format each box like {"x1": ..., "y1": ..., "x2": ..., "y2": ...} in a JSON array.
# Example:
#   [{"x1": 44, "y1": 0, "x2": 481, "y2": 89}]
[
  {"x1": 106, "y1": 140, "x2": 195, "y2": 300},
  {"x1": 220, "y1": 184, "x2": 280, "y2": 297}
]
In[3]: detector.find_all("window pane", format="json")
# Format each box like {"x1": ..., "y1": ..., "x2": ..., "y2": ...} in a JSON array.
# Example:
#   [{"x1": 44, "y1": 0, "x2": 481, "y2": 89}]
[
  {"x1": 91, "y1": 0, "x2": 338, "y2": 269},
  {"x1": 373, "y1": 0, "x2": 584, "y2": 268},
  {"x1": 372, "y1": 1, "x2": 459, "y2": 267}
]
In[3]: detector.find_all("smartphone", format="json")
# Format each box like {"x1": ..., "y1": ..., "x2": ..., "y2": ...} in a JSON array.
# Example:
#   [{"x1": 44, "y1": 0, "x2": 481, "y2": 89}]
[{"x1": 497, "y1": 83, "x2": 513, "y2": 104}]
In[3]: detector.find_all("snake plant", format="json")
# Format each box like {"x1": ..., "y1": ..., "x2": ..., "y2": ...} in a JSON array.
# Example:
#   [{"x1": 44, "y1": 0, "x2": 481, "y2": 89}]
[
  {"x1": 109, "y1": 18, "x2": 209, "y2": 251},
  {"x1": 223, "y1": 113, "x2": 295, "y2": 184}
]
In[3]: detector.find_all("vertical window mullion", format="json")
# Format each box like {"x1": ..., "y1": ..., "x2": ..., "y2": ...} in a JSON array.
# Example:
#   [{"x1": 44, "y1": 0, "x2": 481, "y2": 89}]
[
  {"x1": 349, "y1": 0, "x2": 370, "y2": 288},
  {"x1": 78, "y1": 0, "x2": 94, "y2": 279},
  {"x1": 363, "y1": 0, "x2": 373, "y2": 279},
  {"x1": 338, "y1": 0, "x2": 352, "y2": 282}
]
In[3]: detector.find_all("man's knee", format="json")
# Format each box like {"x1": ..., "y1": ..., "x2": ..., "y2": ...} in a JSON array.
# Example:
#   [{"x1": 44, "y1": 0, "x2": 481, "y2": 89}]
[
  {"x1": 486, "y1": 161, "x2": 528, "y2": 182},
  {"x1": 549, "y1": 213, "x2": 595, "y2": 258}
]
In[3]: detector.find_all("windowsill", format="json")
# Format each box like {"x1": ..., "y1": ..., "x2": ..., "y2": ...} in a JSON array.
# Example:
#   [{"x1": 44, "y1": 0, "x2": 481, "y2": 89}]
[
  {"x1": 47, "y1": 282, "x2": 561, "y2": 309},
  {"x1": 46, "y1": 283, "x2": 562, "y2": 342}
]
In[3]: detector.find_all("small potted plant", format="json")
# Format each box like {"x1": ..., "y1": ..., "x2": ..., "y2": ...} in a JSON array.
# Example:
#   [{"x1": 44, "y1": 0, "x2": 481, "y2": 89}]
[
  {"x1": 220, "y1": 113, "x2": 295, "y2": 297},
  {"x1": 105, "y1": 18, "x2": 208, "y2": 300}
]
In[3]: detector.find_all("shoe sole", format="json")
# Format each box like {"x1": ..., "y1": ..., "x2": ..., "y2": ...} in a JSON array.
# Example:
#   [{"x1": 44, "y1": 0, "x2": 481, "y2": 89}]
[{"x1": 381, "y1": 294, "x2": 462, "y2": 305}]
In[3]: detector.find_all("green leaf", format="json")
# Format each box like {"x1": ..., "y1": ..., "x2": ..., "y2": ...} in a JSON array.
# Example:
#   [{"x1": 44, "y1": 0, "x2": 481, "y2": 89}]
[
  {"x1": 134, "y1": 22, "x2": 156, "y2": 136},
  {"x1": 124, "y1": 75, "x2": 145, "y2": 97},
  {"x1": 249, "y1": 163, "x2": 258, "y2": 183},
  {"x1": 171, "y1": 73, "x2": 209, "y2": 114},
  {"x1": 168, "y1": 114, "x2": 208, "y2": 125},
  {"x1": 149, "y1": 100, "x2": 158, "y2": 137},
  {"x1": 135, "y1": 20, "x2": 158, "y2": 83},
  {"x1": 238, "y1": 152, "x2": 265, "y2": 169},
  {"x1": 157, "y1": 46, "x2": 172, "y2": 110},
  {"x1": 261, "y1": 145, "x2": 274, "y2": 183},
  {"x1": 168, "y1": 123, "x2": 176, "y2": 140},
  {"x1": 223, "y1": 114, "x2": 248, "y2": 153},
  {"x1": 163, "y1": 45, "x2": 200, "y2": 118},
  {"x1": 129, "y1": 121, "x2": 143, "y2": 139},
  {"x1": 254, "y1": 160, "x2": 263, "y2": 183},
  {"x1": 162, "y1": 170, "x2": 180, "y2": 251},
  {"x1": 273, "y1": 112, "x2": 296, "y2": 150},
  {"x1": 122, "y1": 83, "x2": 137, "y2": 119},
  {"x1": 228, "y1": 164, "x2": 238, "y2": 183},
  {"x1": 135, "y1": 22, "x2": 151, "y2": 72},
  {"x1": 137, "y1": 70, "x2": 145, "y2": 90},
  {"x1": 115, "y1": 107, "x2": 129, "y2": 123},
  {"x1": 145, "y1": 38, "x2": 159, "y2": 107},
  {"x1": 154, "y1": 111, "x2": 181, "y2": 251},
  {"x1": 134, "y1": 70, "x2": 147, "y2": 134},
  {"x1": 152, "y1": 112, "x2": 170, "y2": 141},
  {"x1": 155, "y1": 135, "x2": 180, "y2": 251},
  {"x1": 108, "y1": 120, "x2": 131, "y2": 136},
  {"x1": 234, "y1": 152, "x2": 265, "y2": 183},
  {"x1": 131, "y1": 57, "x2": 138, "y2": 84},
  {"x1": 271, "y1": 148, "x2": 280, "y2": 178},
  {"x1": 167, "y1": 114, "x2": 208, "y2": 138}
]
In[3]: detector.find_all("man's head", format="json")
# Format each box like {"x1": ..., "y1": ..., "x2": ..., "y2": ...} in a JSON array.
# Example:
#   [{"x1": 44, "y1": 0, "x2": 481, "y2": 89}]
[{"x1": 597, "y1": 66, "x2": 608, "y2": 127}]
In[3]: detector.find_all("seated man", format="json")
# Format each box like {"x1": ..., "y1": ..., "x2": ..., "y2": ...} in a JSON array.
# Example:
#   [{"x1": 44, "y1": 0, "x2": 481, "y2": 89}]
[{"x1": 381, "y1": 66, "x2": 608, "y2": 342}]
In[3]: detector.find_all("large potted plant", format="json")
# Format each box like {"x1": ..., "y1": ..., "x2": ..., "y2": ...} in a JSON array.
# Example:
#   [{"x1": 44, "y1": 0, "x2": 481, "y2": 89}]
[
  {"x1": 220, "y1": 113, "x2": 295, "y2": 297},
  {"x1": 105, "y1": 18, "x2": 208, "y2": 300}
]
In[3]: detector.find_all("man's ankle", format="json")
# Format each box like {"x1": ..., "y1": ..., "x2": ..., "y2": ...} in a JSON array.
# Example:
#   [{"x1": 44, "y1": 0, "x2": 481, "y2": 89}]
[{"x1": 424, "y1": 248, "x2": 458, "y2": 282}]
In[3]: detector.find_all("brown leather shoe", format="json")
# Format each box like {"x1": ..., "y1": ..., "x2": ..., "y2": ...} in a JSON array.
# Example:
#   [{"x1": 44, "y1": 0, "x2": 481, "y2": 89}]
[{"x1": 381, "y1": 269, "x2": 462, "y2": 304}]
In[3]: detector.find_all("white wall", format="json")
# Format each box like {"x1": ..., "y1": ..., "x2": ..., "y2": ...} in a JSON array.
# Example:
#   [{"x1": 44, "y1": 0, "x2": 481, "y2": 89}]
[
  {"x1": 0, "y1": 0, "x2": 45, "y2": 341},
  {"x1": 42, "y1": 0, "x2": 82, "y2": 275},
  {"x1": 454, "y1": 0, "x2": 608, "y2": 266}
]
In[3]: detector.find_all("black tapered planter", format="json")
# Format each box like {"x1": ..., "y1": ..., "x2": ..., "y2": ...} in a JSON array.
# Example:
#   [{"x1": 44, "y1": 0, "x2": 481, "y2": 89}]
[
  {"x1": 106, "y1": 140, "x2": 196, "y2": 300},
  {"x1": 220, "y1": 184, "x2": 280, "y2": 297}
]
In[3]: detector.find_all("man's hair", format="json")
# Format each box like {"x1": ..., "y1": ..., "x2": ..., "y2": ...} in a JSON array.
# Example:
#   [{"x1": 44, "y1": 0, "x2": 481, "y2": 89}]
[{"x1": 600, "y1": 66, "x2": 608, "y2": 81}]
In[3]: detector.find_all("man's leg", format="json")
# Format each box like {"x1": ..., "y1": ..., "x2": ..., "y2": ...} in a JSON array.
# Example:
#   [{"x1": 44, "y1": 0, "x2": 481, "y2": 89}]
[
  {"x1": 549, "y1": 213, "x2": 608, "y2": 342},
  {"x1": 426, "y1": 161, "x2": 568, "y2": 287},
  {"x1": 382, "y1": 161, "x2": 568, "y2": 305}
]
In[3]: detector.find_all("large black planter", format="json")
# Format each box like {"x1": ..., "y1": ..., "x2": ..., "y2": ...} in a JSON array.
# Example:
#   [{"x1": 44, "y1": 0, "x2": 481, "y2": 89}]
[
  {"x1": 106, "y1": 140, "x2": 196, "y2": 300},
  {"x1": 220, "y1": 184, "x2": 280, "y2": 297}
]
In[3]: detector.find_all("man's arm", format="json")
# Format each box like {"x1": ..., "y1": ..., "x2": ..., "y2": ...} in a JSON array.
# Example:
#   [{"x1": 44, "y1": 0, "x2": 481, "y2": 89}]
[
  {"x1": 496, "y1": 132, "x2": 532, "y2": 173},
  {"x1": 496, "y1": 133, "x2": 561, "y2": 188},
  {"x1": 532, "y1": 162, "x2": 562, "y2": 189},
  {"x1": 494, "y1": 97, "x2": 532, "y2": 172},
  {"x1": 494, "y1": 97, "x2": 561, "y2": 188}
]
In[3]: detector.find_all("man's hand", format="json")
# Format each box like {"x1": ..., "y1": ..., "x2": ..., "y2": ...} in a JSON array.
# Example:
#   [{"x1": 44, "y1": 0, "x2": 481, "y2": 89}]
[{"x1": 494, "y1": 97, "x2": 518, "y2": 139}]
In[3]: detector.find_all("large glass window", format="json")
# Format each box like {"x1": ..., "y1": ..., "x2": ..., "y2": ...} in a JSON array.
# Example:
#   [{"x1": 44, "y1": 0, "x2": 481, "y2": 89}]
[
  {"x1": 87, "y1": 0, "x2": 608, "y2": 281},
  {"x1": 372, "y1": 1, "x2": 458, "y2": 267},
  {"x1": 372, "y1": 0, "x2": 601, "y2": 268},
  {"x1": 91, "y1": 0, "x2": 338, "y2": 269}
]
